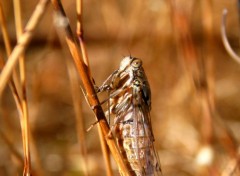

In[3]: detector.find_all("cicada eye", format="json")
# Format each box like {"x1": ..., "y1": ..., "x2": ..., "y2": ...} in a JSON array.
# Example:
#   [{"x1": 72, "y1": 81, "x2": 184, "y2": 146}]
[{"x1": 131, "y1": 59, "x2": 142, "y2": 68}]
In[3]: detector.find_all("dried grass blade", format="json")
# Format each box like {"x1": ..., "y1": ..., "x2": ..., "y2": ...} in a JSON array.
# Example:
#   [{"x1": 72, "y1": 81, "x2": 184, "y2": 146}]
[
  {"x1": 0, "y1": 0, "x2": 49, "y2": 97},
  {"x1": 13, "y1": 0, "x2": 45, "y2": 175},
  {"x1": 13, "y1": 0, "x2": 31, "y2": 174},
  {"x1": 76, "y1": 0, "x2": 92, "y2": 79},
  {"x1": 0, "y1": 1, "x2": 22, "y2": 113}
]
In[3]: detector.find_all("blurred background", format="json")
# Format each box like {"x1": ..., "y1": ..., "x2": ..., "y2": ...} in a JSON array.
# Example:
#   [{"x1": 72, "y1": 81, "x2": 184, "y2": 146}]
[{"x1": 0, "y1": 0, "x2": 240, "y2": 175}]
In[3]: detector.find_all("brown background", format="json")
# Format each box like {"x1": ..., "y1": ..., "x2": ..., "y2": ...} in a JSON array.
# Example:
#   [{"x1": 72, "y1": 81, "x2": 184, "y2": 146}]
[{"x1": 0, "y1": 0, "x2": 240, "y2": 176}]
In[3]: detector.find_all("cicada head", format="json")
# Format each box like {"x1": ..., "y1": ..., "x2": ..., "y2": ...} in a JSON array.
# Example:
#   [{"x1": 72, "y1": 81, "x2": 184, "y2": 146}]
[
  {"x1": 119, "y1": 56, "x2": 143, "y2": 72},
  {"x1": 119, "y1": 56, "x2": 134, "y2": 72}
]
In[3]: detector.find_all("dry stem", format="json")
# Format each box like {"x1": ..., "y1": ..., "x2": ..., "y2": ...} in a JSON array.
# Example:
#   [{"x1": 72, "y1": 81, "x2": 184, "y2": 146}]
[
  {"x1": 0, "y1": 0, "x2": 22, "y2": 115},
  {"x1": 76, "y1": 0, "x2": 112, "y2": 174},
  {"x1": 0, "y1": 0, "x2": 49, "y2": 97},
  {"x1": 51, "y1": 0, "x2": 130, "y2": 175},
  {"x1": 13, "y1": 0, "x2": 31, "y2": 174},
  {"x1": 98, "y1": 125, "x2": 114, "y2": 176}
]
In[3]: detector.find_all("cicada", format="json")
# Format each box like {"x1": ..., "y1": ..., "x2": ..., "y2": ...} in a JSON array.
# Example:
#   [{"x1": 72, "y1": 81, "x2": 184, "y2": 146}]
[{"x1": 98, "y1": 56, "x2": 162, "y2": 176}]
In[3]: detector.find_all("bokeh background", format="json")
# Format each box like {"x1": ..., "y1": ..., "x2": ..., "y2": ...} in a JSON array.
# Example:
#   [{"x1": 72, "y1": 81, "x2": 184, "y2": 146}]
[{"x1": 0, "y1": 0, "x2": 240, "y2": 175}]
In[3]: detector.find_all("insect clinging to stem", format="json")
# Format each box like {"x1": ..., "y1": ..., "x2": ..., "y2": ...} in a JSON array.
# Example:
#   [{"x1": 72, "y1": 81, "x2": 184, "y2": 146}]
[{"x1": 97, "y1": 56, "x2": 162, "y2": 176}]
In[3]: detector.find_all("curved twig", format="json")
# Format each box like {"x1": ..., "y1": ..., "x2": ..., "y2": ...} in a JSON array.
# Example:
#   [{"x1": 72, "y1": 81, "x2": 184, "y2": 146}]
[{"x1": 221, "y1": 9, "x2": 240, "y2": 64}]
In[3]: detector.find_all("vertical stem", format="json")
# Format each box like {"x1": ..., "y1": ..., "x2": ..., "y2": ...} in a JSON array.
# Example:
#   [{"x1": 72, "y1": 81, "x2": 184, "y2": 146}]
[
  {"x1": 98, "y1": 125, "x2": 113, "y2": 176},
  {"x1": 51, "y1": 1, "x2": 130, "y2": 174},
  {"x1": 76, "y1": 0, "x2": 82, "y2": 37},
  {"x1": 76, "y1": 0, "x2": 91, "y2": 76},
  {"x1": 76, "y1": 0, "x2": 113, "y2": 174},
  {"x1": 0, "y1": 1, "x2": 12, "y2": 56},
  {"x1": 13, "y1": 0, "x2": 31, "y2": 175}
]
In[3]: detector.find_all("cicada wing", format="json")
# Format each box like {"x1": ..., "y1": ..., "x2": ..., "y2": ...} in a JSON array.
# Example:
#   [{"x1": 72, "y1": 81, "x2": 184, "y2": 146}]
[{"x1": 132, "y1": 84, "x2": 162, "y2": 175}]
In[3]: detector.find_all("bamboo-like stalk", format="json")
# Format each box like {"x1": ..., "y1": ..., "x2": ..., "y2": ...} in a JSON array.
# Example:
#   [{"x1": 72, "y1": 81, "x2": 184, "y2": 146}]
[
  {"x1": 76, "y1": 0, "x2": 113, "y2": 175},
  {"x1": 13, "y1": 0, "x2": 32, "y2": 174},
  {"x1": 0, "y1": 0, "x2": 49, "y2": 97},
  {"x1": 51, "y1": 0, "x2": 130, "y2": 175}
]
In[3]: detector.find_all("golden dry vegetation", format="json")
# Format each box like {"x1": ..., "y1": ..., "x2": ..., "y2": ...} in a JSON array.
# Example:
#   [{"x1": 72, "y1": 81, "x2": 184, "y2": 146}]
[{"x1": 0, "y1": 0, "x2": 240, "y2": 176}]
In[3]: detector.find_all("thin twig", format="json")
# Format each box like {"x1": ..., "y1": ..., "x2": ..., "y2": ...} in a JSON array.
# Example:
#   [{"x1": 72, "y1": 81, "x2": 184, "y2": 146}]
[
  {"x1": 0, "y1": 1, "x2": 12, "y2": 57},
  {"x1": 76, "y1": 0, "x2": 82, "y2": 37},
  {"x1": 0, "y1": 0, "x2": 50, "y2": 97},
  {"x1": 221, "y1": 9, "x2": 240, "y2": 64},
  {"x1": 98, "y1": 125, "x2": 113, "y2": 176},
  {"x1": 76, "y1": 0, "x2": 112, "y2": 174},
  {"x1": 13, "y1": 0, "x2": 32, "y2": 174},
  {"x1": 56, "y1": 30, "x2": 89, "y2": 175},
  {"x1": 76, "y1": 0, "x2": 92, "y2": 78},
  {"x1": 0, "y1": 0, "x2": 22, "y2": 116},
  {"x1": 51, "y1": 0, "x2": 130, "y2": 174},
  {"x1": 13, "y1": 1, "x2": 45, "y2": 175}
]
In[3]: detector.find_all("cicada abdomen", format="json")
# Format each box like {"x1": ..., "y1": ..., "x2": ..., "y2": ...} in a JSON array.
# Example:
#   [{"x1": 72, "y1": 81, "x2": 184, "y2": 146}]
[{"x1": 98, "y1": 56, "x2": 162, "y2": 176}]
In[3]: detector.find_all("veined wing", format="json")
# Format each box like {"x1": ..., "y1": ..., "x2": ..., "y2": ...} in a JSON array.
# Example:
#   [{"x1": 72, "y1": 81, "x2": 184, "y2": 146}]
[{"x1": 131, "y1": 80, "x2": 162, "y2": 176}]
